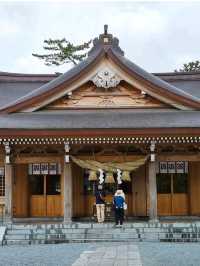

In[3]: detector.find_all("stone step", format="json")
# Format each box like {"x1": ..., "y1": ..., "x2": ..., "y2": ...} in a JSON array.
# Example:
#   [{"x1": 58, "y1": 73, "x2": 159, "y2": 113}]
[
  {"x1": 3, "y1": 239, "x2": 32, "y2": 245},
  {"x1": 7, "y1": 222, "x2": 200, "y2": 230},
  {"x1": 4, "y1": 222, "x2": 200, "y2": 245},
  {"x1": 4, "y1": 235, "x2": 200, "y2": 246},
  {"x1": 6, "y1": 229, "x2": 32, "y2": 235},
  {"x1": 5, "y1": 230, "x2": 200, "y2": 239},
  {"x1": 6, "y1": 228, "x2": 200, "y2": 234}
]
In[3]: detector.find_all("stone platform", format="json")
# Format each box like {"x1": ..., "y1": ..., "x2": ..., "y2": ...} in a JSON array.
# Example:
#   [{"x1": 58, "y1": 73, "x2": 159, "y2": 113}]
[{"x1": 3, "y1": 221, "x2": 200, "y2": 245}]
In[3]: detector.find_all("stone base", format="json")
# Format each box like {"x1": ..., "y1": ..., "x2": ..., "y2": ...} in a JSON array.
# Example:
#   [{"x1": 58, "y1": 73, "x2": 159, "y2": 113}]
[
  {"x1": 3, "y1": 221, "x2": 200, "y2": 245},
  {"x1": 148, "y1": 218, "x2": 159, "y2": 224}
]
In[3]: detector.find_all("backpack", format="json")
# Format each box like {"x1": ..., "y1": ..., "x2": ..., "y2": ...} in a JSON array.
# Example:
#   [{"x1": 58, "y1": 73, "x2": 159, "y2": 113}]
[{"x1": 114, "y1": 195, "x2": 124, "y2": 208}]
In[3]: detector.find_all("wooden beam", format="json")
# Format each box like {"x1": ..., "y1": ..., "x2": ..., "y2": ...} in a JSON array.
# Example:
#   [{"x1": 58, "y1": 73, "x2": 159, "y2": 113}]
[
  {"x1": 1, "y1": 128, "x2": 200, "y2": 137},
  {"x1": 148, "y1": 161, "x2": 158, "y2": 221},
  {"x1": 63, "y1": 161, "x2": 73, "y2": 222},
  {"x1": 158, "y1": 154, "x2": 200, "y2": 161},
  {"x1": 14, "y1": 155, "x2": 63, "y2": 164},
  {"x1": 4, "y1": 164, "x2": 13, "y2": 220}
]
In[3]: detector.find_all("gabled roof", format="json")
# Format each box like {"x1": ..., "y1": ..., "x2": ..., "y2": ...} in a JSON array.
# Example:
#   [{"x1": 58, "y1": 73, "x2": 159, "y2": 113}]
[
  {"x1": 107, "y1": 49, "x2": 200, "y2": 109},
  {"x1": 0, "y1": 109, "x2": 200, "y2": 130},
  {"x1": 1, "y1": 71, "x2": 200, "y2": 107},
  {"x1": 1, "y1": 28, "x2": 200, "y2": 113},
  {"x1": 0, "y1": 71, "x2": 59, "y2": 82},
  {"x1": 0, "y1": 47, "x2": 105, "y2": 113}
]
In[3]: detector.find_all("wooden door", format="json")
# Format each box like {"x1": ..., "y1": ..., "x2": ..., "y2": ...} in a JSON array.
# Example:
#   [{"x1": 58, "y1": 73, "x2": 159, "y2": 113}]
[
  {"x1": 46, "y1": 195, "x2": 62, "y2": 216},
  {"x1": 172, "y1": 194, "x2": 188, "y2": 215},
  {"x1": 157, "y1": 173, "x2": 188, "y2": 216},
  {"x1": 46, "y1": 175, "x2": 62, "y2": 217},
  {"x1": 30, "y1": 195, "x2": 46, "y2": 216},
  {"x1": 30, "y1": 175, "x2": 46, "y2": 216},
  {"x1": 189, "y1": 161, "x2": 200, "y2": 215},
  {"x1": 132, "y1": 165, "x2": 147, "y2": 216},
  {"x1": 13, "y1": 164, "x2": 29, "y2": 217},
  {"x1": 30, "y1": 175, "x2": 62, "y2": 217}
]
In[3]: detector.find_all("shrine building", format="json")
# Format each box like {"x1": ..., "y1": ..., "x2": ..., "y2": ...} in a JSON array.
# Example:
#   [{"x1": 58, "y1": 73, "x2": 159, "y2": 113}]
[{"x1": 0, "y1": 26, "x2": 200, "y2": 223}]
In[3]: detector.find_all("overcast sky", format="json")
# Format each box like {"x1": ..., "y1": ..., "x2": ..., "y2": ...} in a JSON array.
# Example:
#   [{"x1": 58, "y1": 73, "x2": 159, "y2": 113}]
[{"x1": 0, "y1": 1, "x2": 200, "y2": 74}]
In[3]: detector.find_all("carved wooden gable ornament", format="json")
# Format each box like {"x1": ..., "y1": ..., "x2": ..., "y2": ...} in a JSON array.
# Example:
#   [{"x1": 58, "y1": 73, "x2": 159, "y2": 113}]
[
  {"x1": 45, "y1": 68, "x2": 169, "y2": 110},
  {"x1": 1, "y1": 25, "x2": 199, "y2": 114},
  {"x1": 91, "y1": 68, "x2": 121, "y2": 90}
]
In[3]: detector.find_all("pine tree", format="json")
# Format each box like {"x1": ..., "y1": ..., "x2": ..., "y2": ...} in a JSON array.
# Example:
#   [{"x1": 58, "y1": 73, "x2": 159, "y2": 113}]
[
  {"x1": 32, "y1": 38, "x2": 91, "y2": 66},
  {"x1": 175, "y1": 60, "x2": 200, "y2": 72}
]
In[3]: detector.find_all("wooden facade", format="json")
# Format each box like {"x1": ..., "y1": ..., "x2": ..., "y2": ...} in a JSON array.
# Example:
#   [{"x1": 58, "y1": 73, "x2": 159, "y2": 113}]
[
  {"x1": 0, "y1": 27, "x2": 200, "y2": 223},
  {"x1": 0, "y1": 152, "x2": 198, "y2": 220}
]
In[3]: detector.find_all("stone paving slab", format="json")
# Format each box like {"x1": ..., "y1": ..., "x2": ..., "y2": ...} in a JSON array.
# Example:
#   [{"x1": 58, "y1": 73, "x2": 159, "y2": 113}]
[
  {"x1": 1, "y1": 242, "x2": 200, "y2": 265},
  {"x1": 72, "y1": 244, "x2": 142, "y2": 266}
]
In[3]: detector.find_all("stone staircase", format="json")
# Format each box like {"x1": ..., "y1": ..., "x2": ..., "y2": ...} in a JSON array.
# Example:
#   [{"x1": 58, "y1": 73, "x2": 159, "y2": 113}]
[{"x1": 3, "y1": 222, "x2": 200, "y2": 245}]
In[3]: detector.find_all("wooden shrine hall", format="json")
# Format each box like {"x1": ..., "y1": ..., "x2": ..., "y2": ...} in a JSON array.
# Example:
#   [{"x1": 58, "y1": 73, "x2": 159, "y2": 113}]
[{"x1": 0, "y1": 26, "x2": 200, "y2": 223}]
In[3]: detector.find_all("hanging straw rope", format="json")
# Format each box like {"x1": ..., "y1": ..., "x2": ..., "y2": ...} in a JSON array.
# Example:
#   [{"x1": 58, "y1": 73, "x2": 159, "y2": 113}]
[
  {"x1": 105, "y1": 172, "x2": 115, "y2": 183},
  {"x1": 71, "y1": 155, "x2": 147, "y2": 172},
  {"x1": 88, "y1": 170, "x2": 98, "y2": 181},
  {"x1": 121, "y1": 171, "x2": 131, "y2": 182}
]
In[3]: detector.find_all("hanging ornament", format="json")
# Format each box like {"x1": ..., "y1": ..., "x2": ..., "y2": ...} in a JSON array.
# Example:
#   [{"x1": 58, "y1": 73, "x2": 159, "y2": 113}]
[
  {"x1": 105, "y1": 171, "x2": 115, "y2": 183},
  {"x1": 88, "y1": 170, "x2": 97, "y2": 181},
  {"x1": 116, "y1": 169, "x2": 122, "y2": 184},
  {"x1": 98, "y1": 169, "x2": 104, "y2": 184},
  {"x1": 122, "y1": 171, "x2": 131, "y2": 182}
]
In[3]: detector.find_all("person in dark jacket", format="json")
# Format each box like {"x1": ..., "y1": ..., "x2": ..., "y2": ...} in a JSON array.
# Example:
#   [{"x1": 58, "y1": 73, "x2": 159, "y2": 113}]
[
  {"x1": 113, "y1": 189, "x2": 125, "y2": 226},
  {"x1": 95, "y1": 185, "x2": 105, "y2": 223}
]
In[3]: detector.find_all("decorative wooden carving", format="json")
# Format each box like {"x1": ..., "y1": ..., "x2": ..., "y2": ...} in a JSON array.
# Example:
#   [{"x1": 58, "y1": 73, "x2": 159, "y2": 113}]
[
  {"x1": 44, "y1": 81, "x2": 169, "y2": 110},
  {"x1": 91, "y1": 68, "x2": 121, "y2": 89}
]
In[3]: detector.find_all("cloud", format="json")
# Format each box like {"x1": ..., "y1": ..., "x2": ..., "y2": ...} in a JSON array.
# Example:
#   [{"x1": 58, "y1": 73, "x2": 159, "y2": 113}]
[
  {"x1": 13, "y1": 55, "x2": 71, "y2": 74},
  {"x1": 106, "y1": 6, "x2": 167, "y2": 35},
  {"x1": 0, "y1": 2, "x2": 200, "y2": 73},
  {"x1": 0, "y1": 19, "x2": 21, "y2": 36}
]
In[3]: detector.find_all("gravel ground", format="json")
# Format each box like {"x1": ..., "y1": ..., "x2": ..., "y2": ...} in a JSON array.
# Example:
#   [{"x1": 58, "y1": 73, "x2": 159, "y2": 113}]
[{"x1": 0, "y1": 242, "x2": 200, "y2": 266}]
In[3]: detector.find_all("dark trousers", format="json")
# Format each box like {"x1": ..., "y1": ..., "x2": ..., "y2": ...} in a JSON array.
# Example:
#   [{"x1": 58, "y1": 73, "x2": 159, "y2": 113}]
[{"x1": 115, "y1": 208, "x2": 124, "y2": 225}]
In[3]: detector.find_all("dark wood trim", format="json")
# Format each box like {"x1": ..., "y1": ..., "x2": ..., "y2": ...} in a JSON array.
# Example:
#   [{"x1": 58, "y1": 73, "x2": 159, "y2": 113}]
[{"x1": 0, "y1": 128, "x2": 200, "y2": 137}]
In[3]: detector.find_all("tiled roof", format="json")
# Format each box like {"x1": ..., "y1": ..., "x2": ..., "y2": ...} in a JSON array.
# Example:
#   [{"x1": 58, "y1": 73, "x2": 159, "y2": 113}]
[
  {"x1": 0, "y1": 110, "x2": 199, "y2": 129},
  {"x1": 0, "y1": 28, "x2": 200, "y2": 112}
]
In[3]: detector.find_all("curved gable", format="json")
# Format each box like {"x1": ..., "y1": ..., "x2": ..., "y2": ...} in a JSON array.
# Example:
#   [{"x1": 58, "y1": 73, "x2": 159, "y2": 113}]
[{"x1": 1, "y1": 29, "x2": 200, "y2": 113}]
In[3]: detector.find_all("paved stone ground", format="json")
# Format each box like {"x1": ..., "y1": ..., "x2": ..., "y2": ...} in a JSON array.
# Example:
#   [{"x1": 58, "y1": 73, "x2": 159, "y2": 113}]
[
  {"x1": 72, "y1": 244, "x2": 142, "y2": 266},
  {"x1": 0, "y1": 242, "x2": 200, "y2": 266}
]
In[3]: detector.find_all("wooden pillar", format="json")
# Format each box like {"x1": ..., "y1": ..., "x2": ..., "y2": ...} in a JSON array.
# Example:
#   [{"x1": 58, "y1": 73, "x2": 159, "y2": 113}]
[
  {"x1": 4, "y1": 164, "x2": 13, "y2": 221},
  {"x1": 63, "y1": 161, "x2": 73, "y2": 223},
  {"x1": 148, "y1": 161, "x2": 158, "y2": 221}
]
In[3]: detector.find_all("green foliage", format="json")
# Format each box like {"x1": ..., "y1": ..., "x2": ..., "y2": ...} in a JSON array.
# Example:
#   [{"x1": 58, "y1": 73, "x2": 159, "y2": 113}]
[
  {"x1": 175, "y1": 60, "x2": 200, "y2": 72},
  {"x1": 32, "y1": 38, "x2": 92, "y2": 66}
]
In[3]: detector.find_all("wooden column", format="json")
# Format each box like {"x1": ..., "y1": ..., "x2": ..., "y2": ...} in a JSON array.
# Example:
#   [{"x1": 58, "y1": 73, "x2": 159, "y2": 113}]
[
  {"x1": 4, "y1": 164, "x2": 13, "y2": 221},
  {"x1": 63, "y1": 161, "x2": 73, "y2": 223},
  {"x1": 148, "y1": 161, "x2": 158, "y2": 221}
]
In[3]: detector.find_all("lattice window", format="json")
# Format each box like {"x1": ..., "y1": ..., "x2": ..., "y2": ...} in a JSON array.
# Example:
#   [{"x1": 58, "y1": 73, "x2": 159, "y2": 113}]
[{"x1": 0, "y1": 168, "x2": 5, "y2": 196}]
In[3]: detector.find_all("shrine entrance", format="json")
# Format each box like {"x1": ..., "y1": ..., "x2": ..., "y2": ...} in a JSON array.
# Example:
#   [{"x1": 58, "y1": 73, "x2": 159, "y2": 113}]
[{"x1": 71, "y1": 155, "x2": 148, "y2": 219}]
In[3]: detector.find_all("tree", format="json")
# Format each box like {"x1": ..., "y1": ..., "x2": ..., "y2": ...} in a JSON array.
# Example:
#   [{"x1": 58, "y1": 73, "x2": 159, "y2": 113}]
[
  {"x1": 32, "y1": 38, "x2": 91, "y2": 66},
  {"x1": 175, "y1": 60, "x2": 200, "y2": 72}
]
